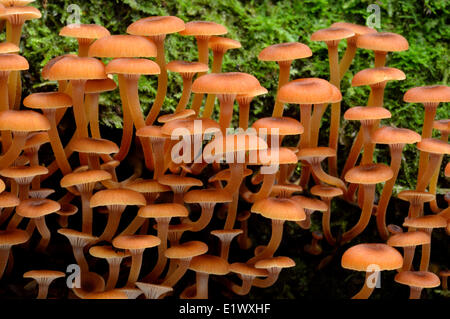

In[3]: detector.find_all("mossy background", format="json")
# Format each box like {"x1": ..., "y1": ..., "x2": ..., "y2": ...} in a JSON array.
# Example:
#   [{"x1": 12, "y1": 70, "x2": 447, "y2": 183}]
[{"x1": 1, "y1": 0, "x2": 448, "y2": 299}]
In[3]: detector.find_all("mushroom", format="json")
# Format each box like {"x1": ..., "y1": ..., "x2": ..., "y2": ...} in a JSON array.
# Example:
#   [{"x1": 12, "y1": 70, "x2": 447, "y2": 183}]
[
  {"x1": 84, "y1": 289, "x2": 128, "y2": 299},
  {"x1": 90, "y1": 188, "x2": 146, "y2": 242},
  {"x1": 291, "y1": 195, "x2": 327, "y2": 230},
  {"x1": 23, "y1": 270, "x2": 65, "y2": 299},
  {"x1": 127, "y1": 16, "x2": 186, "y2": 125},
  {"x1": 227, "y1": 262, "x2": 268, "y2": 295},
  {"x1": 0, "y1": 191, "x2": 20, "y2": 227},
  {"x1": 252, "y1": 256, "x2": 295, "y2": 288},
  {"x1": 59, "y1": 24, "x2": 110, "y2": 57},
  {"x1": 136, "y1": 126, "x2": 168, "y2": 180},
  {"x1": 341, "y1": 243, "x2": 403, "y2": 299},
  {"x1": 342, "y1": 164, "x2": 393, "y2": 243},
  {"x1": 387, "y1": 231, "x2": 430, "y2": 272},
  {"x1": 178, "y1": 21, "x2": 228, "y2": 115},
  {"x1": 158, "y1": 174, "x2": 203, "y2": 205},
  {"x1": 258, "y1": 42, "x2": 312, "y2": 117},
  {"x1": 398, "y1": 190, "x2": 435, "y2": 219},
  {"x1": 71, "y1": 137, "x2": 119, "y2": 171},
  {"x1": 89, "y1": 245, "x2": 131, "y2": 290},
  {"x1": 304, "y1": 231, "x2": 324, "y2": 256},
  {"x1": 237, "y1": 86, "x2": 268, "y2": 130},
  {"x1": 15, "y1": 198, "x2": 60, "y2": 252},
  {"x1": 202, "y1": 37, "x2": 242, "y2": 118},
  {"x1": 23, "y1": 132, "x2": 50, "y2": 188},
  {"x1": 112, "y1": 234, "x2": 161, "y2": 287},
  {"x1": 247, "y1": 197, "x2": 305, "y2": 264},
  {"x1": 394, "y1": 271, "x2": 440, "y2": 299},
  {"x1": 210, "y1": 229, "x2": 243, "y2": 261},
  {"x1": 135, "y1": 282, "x2": 173, "y2": 299},
  {"x1": 0, "y1": 229, "x2": 29, "y2": 279}
]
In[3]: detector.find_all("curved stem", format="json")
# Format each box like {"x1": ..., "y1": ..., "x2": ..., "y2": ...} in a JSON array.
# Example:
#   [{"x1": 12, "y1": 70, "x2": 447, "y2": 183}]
[
  {"x1": 217, "y1": 94, "x2": 237, "y2": 135},
  {"x1": 73, "y1": 246, "x2": 89, "y2": 275},
  {"x1": 144, "y1": 218, "x2": 169, "y2": 282},
  {"x1": 105, "y1": 259, "x2": 121, "y2": 290},
  {"x1": 310, "y1": 161, "x2": 347, "y2": 193},
  {"x1": 114, "y1": 75, "x2": 134, "y2": 162},
  {"x1": 46, "y1": 110, "x2": 73, "y2": 175},
  {"x1": 402, "y1": 246, "x2": 415, "y2": 272},
  {"x1": 35, "y1": 217, "x2": 51, "y2": 252},
  {"x1": 162, "y1": 259, "x2": 190, "y2": 287},
  {"x1": 81, "y1": 192, "x2": 93, "y2": 235},
  {"x1": 0, "y1": 247, "x2": 10, "y2": 280},
  {"x1": 99, "y1": 207, "x2": 125, "y2": 242},
  {"x1": 202, "y1": 51, "x2": 225, "y2": 118},
  {"x1": 339, "y1": 39, "x2": 357, "y2": 80},
  {"x1": 127, "y1": 250, "x2": 144, "y2": 287},
  {"x1": 321, "y1": 198, "x2": 336, "y2": 245},
  {"x1": 419, "y1": 228, "x2": 432, "y2": 271},
  {"x1": 247, "y1": 219, "x2": 284, "y2": 264},
  {"x1": 0, "y1": 132, "x2": 27, "y2": 170},
  {"x1": 175, "y1": 76, "x2": 194, "y2": 113},
  {"x1": 376, "y1": 145, "x2": 403, "y2": 240},
  {"x1": 272, "y1": 61, "x2": 292, "y2": 117},
  {"x1": 416, "y1": 155, "x2": 441, "y2": 192},
  {"x1": 252, "y1": 269, "x2": 280, "y2": 288},
  {"x1": 189, "y1": 204, "x2": 215, "y2": 232},
  {"x1": 417, "y1": 103, "x2": 439, "y2": 183},
  {"x1": 224, "y1": 192, "x2": 239, "y2": 230},
  {"x1": 352, "y1": 271, "x2": 376, "y2": 299}
]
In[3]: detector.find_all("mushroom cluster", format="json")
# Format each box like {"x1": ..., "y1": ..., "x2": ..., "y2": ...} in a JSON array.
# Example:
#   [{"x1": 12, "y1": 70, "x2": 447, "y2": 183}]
[{"x1": 0, "y1": 3, "x2": 448, "y2": 300}]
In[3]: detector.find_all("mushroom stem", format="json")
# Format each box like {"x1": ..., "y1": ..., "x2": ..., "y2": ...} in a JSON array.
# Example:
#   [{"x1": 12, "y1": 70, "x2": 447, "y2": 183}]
[
  {"x1": 237, "y1": 97, "x2": 252, "y2": 130},
  {"x1": 71, "y1": 80, "x2": 89, "y2": 138},
  {"x1": 45, "y1": 109, "x2": 72, "y2": 175},
  {"x1": 419, "y1": 228, "x2": 432, "y2": 272},
  {"x1": 417, "y1": 103, "x2": 438, "y2": 180},
  {"x1": 352, "y1": 270, "x2": 377, "y2": 299},
  {"x1": 189, "y1": 203, "x2": 215, "y2": 232},
  {"x1": 0, "y1": 247, "x2": 10, "y2": 280},
  {"x1": 402, "y1": 246, "x2": 415, "y2": 272},
  {"x1": 310, "y1": 103, "x2": 327, "y2": 148},
  {"x1": 194, "y1": 272, "x2": 209, "y2": 299},
  {"x1": 124, "y1": 75, "x2": 154, "y2": 171},
  {"x1": 376, "y1": 144, "x2": 404, "y2": 240},
  {"x1": 217, "y1": 94, "x2": 237, "y2": 135},
  {"x1": 7, "y1": 22, "x2": 24, "y2": 109},
  {"x1": 224, "y1": 192, "x2": 239, "y2": 230},
  {"x1": 145, "y1": 35, "x2": 168, "y2": 125},
  {"x1": 230, "y1": 275, "x2": 254, "y2": 295},
  {"x1": 127, "y1": 249, "x2": 144, "y2": 287},
  {"x1": 310, "y1": 161, "x2": 347, "y2": 193},
  {"x1": 416, "y1": 154, "x2": 442, "y2": 192},
  {"x1": 99, "y1": 206, "x2": 125, "y2": 242},
  {"x1": 202, "y1": 50, "x2": 225, "y2": 118},
  {"x1": 0, "y1": 131, "x2": 27, "y2": 169},
  {"x1": 162, "y1": 258, "x2": 190, "y2": 287},
  {"x1": 81, "y1": 192, "x2": 93, "y2": 235},
  {"x1": 191, "y1": 36, "x2": 210, "y2": 115},
  {"x1": 429, "y1": 132, "x2": 448, "y2": 213},
  {"x1": 247, "y1": 219, "x2": 284, "y2": 264},
  {"x1": 224, "y1": 162, "x2": 245, "y2": 195},
  {"x1": 250, "y1": 172, "x2": 277, "y2": 202},
  {"x1": 119, "y1": 216, "x2": 146, "y2": 236},
  {"x1": 0, "y1": 73, "x2": 11, "y2": 152},
  {"x1": 339, "y1": 38, "x2": 357, "y2": 80},
  {"x1": 342, "y1": 184, "x2": 376, "y2": 243},
  {"x1": 298, "y1": 104, "x2": 312, "y2": 150},
  {"x1": 73, "y1": 246, "x2": 89, "y2": 275},
  {"x1": 36, "y1": 282, "x2": 50, "y2": 299},
  {"x1": 105, "y1": 259, "x2": 121, "y2": 290},
  {"x1": 252, "y1": 268, "x2": 281, "y2": 288},
  {"x1": 409, "y1": 286, "x2": 423, "y2": 299},
  {"x1": 321, "y1": 198, "x2": 336, "y2": 245},
  {"x1": 145, "y1": 218, "x2": 170, "y2": 282},
  {"x1": 175, "y1": 75, "x2": 194, "y2": 113},
  {"x1": 35, "y1": 217, "x2": 51, "y2": 252},
  {"x1": 272, "y1": 61, "x2": 292, "y2": 117},
  {"x1": 149, "y1": 137, "x2": 166, "y2": 180},
  {"x1": 114, "y1": 75, "x2": 134, "y2": 162}
]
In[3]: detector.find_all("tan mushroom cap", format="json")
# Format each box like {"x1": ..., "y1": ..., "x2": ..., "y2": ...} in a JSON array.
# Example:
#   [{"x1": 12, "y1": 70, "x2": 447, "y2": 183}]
[
  {"x1": 209, "y1": 168, "x2": 253, "y2": 182},
  {"x1": 291, "y1": 195, "x2": 328, "y2": 212},
  {"x1": 165, "y1": 241, "x2": 208, "y2": 259},
  {"x1": 433, "y1": 119, "x2": 450, "y2": 134},
  {"x1": 416, "y1": 138, "x2": 450, "y2": 155},
  {"x1": 0, "y1": 54, "x2": 28, "y2": 71},
  {"x1": 371, "y1": 126, "x2": 421, "y2": 145},
  {"x1": 249, "y1": 147, "x2": 298, "y2": 165},
  {"x1": 85, "y1": 78, "x2": 117, "y2": 93},
  {"x1": 88, "y1": 35, "x2": 157, "y2": 58},
  {"x1": 0, "y1": 229, "x2": 29, "y2": 246},
  {"x1": 310, "y1": 185, "x2": 343, "y2": 198},
  {"x1": 341, "y1": 243, "x2": 403, "y2": 271},
  {"x1": 127, "y1": 16, "x2": 185, "y2": 36},
  {"x1": 204, "y1": 134, "x2": 268, "y2": 157},
  {"x1": 403, "y1": 215, "x2": 447, "y2": 229},
  {"x1": 297, "y1": 147, "x2": 336, "y2": 161},
  {"x1": 0, "y1": 110, "x2": 50, "y2": 132},
  {"x1": 252, "y1": 117, "x2": 304, "y2": 136},
  {"x1": 398, "y1": 190, "x2": 435, "y2": 203},
  {"x1": 138, "y1": 203, "x2": 189, "y2": 219},
  {"x1": 158, "y1": 109, "x2": 197, "y2": 124},
  {"x1": 0, "y1": 6, "x2": 41, "y2": 21},
  {"x1": 189, "y1": 254, "x2": 229, "y2": 275},
  {"x1": 252, "y1": 197, "x2": 306, "y2": 221},
  {"x1": 90, "y1": 188, "x2": 146, "y2": 208},
  {"x1": 258, "y1": 42, "x2": 312, "y2": 62},
  {"x1": 112, "y1": 235, "x2": 161, "y2": 250},
  {"x1": 344, "y1": 106, "x2": 392, "y2": 121},
  {"x1": 136, "y1": 125, "x2": 167, "y2": 139},
  {"x1": 16, "y1": 198, "x2": 60, "y2": 218},
  {"x1": 89, "y1": 245, "x2": 131, "y2": 259},
  {"x1": 60, "y1": 24, "x2": 110, "y2": 39},
  {"x1": 270, "y1": 184, "x2": 303, "y2": 197},
  {"x1": 41, "y1": 54, "x2": 77, "y2": 80},
  {"x1": 352, "y1": 67, "x2": 406, "y2": 87},
  {"x1": 387, "y1": 231, "x2": 430, "y2": 247},
  {"x1": 395, "y1": 271, "x2": 440, "y2": 288},
  {"x1": 311, "y1": 27, "x2": 355, "y2": 42},
  {"x1": 161, "y1": 118, "x2": 220, "y2": 136},
  {"x1": 158, "y1": 175, "x2": 203, "y2": 188},
  {"x1": 23, "y1": 270, "x2": 65, "y2": 280},
  {"x1": 230, "y1": 263, "x2": 268, "y2": 277},
  {"x1": 57, "y1": 228, "x2": 98, "y2": 243},
  {"x1": 192, "y1": 72, "x2": 261, "y2": 95},
  {"x1": 277, "y1": 78, "x2": 335, "y2": 104},
  {"x1": 0, "y1": 42, "x2": 19, "y2": 54},
  {"x1": 106, "y1": 58, "x2": 160, "y2": 76},
  {"x1": 208, "y1": 36, "x2": 241, "y2": 52},
  {"x1": 345, "y1": 164, "x2": 393, "y2": 185},
  {"x1": 184, "y1": 188, "x2": 233, "y2": 204},
  {"x1": 404, "y1": 85, "x2": 450, "y2": 103},
  {"x1": 166, "y1": 61, "x2": 209, "y2": 74},
  {"x1": 24, "y1": 92, "x2": 72, "y2": 110},
  {"x1": 71, "y1": 137, "x2": 119, "y2": 155},
  {"x1": 85, "y1": 289, "x2": 128, "y2": 299},
  {"x1": 60, "y1": 170, "x2": 112, "y2": 188},
  {"x1": 24, "y1": 132, "x2": 50, "y2": 149},
  {"x1": 356, "y1": 32, "x2": 409, "y2": 52},
  {"x1": 254, "y1": 256, "x2": 296, "y2": 269},
  {"x1": 47, "y1": 56, "x2": 106, "y2": 81},
  {"x1": 330, "y1": 22, "x2": 377, "y2": 36},
  {"x1": 125, "y1": 179, "x2": 171, "y2": 194},
  {"x1": 179, "y1": 21, "x2": 227, "y2": 36},
  {"x1": 238, "y1": 85, "x2": 268, "y2": 99},
  {"x1": 0, "y1": 165, "x2": 48, "y2": 179},
  {"x1": 0, "y1": 192, "x2": 19, "y2": 208}
]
